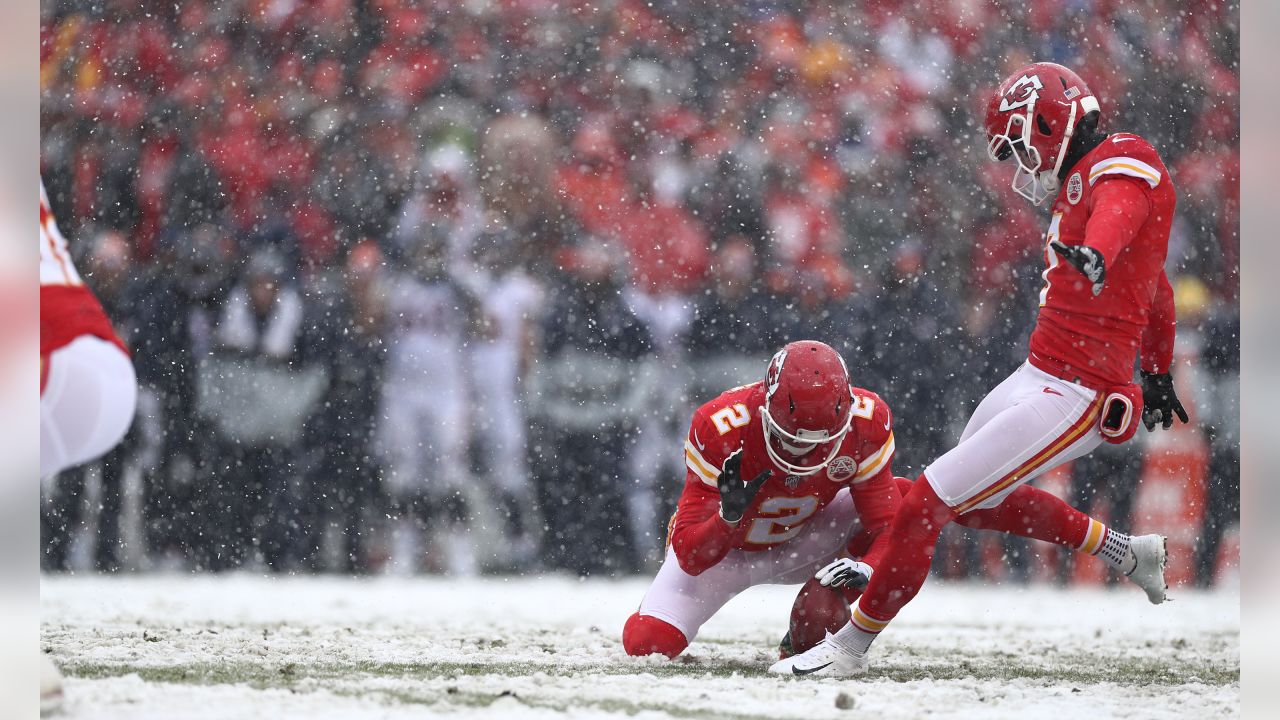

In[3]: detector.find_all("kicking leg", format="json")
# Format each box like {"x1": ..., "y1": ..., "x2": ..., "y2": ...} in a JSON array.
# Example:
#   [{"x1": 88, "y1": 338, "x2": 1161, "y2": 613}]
[
  {"x1": 956, "y1": 483, "x2": 1137, "y2": 573},
  {"x1": 773, "y1": 365, "x2": 1108, "y2": 675}
]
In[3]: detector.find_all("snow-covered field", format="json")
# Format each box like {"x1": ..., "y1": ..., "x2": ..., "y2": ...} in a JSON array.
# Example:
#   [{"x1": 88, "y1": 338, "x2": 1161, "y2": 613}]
[{"x1": 41, "y1": 574, "x2": 1238, "y2": 719}]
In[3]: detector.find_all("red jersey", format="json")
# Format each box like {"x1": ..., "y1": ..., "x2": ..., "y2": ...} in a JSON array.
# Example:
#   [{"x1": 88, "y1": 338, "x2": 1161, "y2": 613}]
[
  {"x1": 1028, "y1": 133, "x2": 1177, "y2": 389},
  {"x1": 668, "y1": 381, "x2": 897, "y2": 576},
  {"x1": 40, "y1": 182, "x2": 126, "y2": 362}
]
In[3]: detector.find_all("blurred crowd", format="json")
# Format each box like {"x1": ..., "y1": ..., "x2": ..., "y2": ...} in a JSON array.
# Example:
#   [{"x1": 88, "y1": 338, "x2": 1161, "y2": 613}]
[{"x1": 39, "y1": 0, "x2": 1238, "y2": 582}]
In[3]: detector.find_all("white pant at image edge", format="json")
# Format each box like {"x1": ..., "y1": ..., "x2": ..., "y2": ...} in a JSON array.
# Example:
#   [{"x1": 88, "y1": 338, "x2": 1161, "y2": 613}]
[{"x1": 41, "y1": 335, "x2": 137, "y2": 478}]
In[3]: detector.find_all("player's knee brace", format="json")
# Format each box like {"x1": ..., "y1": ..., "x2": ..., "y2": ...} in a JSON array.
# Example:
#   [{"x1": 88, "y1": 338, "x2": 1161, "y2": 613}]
[{"x1": 622, "y1": 613, "x2": 688, "y2": 658}]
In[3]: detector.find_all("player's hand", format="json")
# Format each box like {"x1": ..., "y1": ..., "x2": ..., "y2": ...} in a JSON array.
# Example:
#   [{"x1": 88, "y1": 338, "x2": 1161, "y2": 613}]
[
  {"x1": 1049, "y1": 241, "x2": 1106, "y2": 296},
  {"x1": 815, "y1": 558, "x2": 873, "y2": 589},
  {"x1": 717, "y1": 449, "x2": 770, "y2": 524},
  {"x1": 1140, "y1": 371, "x2": 1190, "y2": 431}
]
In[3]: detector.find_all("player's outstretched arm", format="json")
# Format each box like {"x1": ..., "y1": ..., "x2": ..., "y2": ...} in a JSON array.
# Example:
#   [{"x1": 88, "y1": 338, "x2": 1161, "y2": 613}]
[
  {"x1": 1138, "y1": 274, "x2": 1187, "y2": 431},
  {"x1": 1052, "y1": 177, "x2": 1152, "y2": 296},
  {"x1": 1049, "y1": 241, "x2": 1107, "y2": 296}
]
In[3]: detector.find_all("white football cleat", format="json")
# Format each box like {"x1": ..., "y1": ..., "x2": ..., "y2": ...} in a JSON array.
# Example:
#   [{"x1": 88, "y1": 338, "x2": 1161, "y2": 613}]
[
  {"x1": 1126, "y1": 534, "x2": 1168, "y2": 604},
  {"x1": 768, "y1": 635, "x2": 868, "y2": 677}
]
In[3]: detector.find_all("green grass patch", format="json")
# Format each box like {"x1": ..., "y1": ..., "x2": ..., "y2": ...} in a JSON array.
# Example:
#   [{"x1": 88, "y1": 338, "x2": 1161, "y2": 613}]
[{"x1": 63, "y1": 650, "x2": 1238, "y2": 689}]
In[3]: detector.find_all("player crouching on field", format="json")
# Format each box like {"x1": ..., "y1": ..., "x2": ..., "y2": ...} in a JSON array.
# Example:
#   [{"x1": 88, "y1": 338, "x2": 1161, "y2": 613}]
[
  {"x1": 622, "y1": 341, "x2": 895, "y2": 659},
  {"x1": 622, "y1": 341, "x2": 1145, "y2": 660}
]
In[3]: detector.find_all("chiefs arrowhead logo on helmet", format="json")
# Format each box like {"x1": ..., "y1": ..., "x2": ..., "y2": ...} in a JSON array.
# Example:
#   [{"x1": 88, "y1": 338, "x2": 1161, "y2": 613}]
[{"x1": 760, "y1": 341, "x2": 855, "y2": 476}]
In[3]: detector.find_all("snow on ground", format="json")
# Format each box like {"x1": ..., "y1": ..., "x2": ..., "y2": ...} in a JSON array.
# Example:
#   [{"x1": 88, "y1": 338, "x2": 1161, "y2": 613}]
[{"x1": 41, "y1": 574, "x2": 1239, "y2": 719}]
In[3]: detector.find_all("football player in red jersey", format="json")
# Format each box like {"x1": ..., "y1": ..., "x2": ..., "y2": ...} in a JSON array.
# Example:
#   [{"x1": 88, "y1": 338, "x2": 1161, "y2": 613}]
[
  {"x1": 40, "y1": 178, "x2": 138, "y2": 712},
  {"x1": 622, "y1": 340, "x2": 894, "y2": 659},
  {"x1": 774, "y1": 62, "x2": 1182, "y2": 677},
  {"x1": 40, "y1": 179, "x2": 136, "y2": 479},
  {"x1": 40, "y1": 178, "x2": 137, "y2": 707},
  {"x1": 623, "y1": 340, "x2": 1148, "y2": 660}
]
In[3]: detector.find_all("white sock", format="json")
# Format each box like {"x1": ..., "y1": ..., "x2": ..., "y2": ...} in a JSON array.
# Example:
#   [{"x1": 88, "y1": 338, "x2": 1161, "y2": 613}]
[
  {"x1": 831, "y1": 616, "x2": 879, "y2": 655},
  {"x1": 1095, "y1": 529, "x2": 1136, "y2": 575}
]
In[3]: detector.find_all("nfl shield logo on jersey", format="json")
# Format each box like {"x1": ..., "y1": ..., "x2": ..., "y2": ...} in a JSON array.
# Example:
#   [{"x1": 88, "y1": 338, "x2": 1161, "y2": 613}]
[
  {"x1": 1067, "y1": 172, "x2": 1083, "y2": 205},
  {"x1": 784, "y1": 474, "x2": 803, "y2": 489},
  {"x1": 826, "y1": 456, "x2": 856, "y2": 482}
]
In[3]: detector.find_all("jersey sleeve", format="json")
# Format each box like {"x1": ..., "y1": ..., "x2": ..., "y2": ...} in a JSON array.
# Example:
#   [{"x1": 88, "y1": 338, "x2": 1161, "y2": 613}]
[
  {"x1": 848, "y1": 391, "x2": 898, "y2": 540},
  {"x1": 1084, "y1": 175, "x2": 1152, "y2": 270},
  {"x1": 1086, "y1": 135, "x2": 1164, "y2": 191},
  {"x1": 1140, "y1": 271, "x2": 1177, "y2": 374},
  {"x1": 852, "y1": 392, "x2": 895, "y2": 484},
  {"x1": 1083, "y1": 135, "x2": 1161, "y2": 268},
  {"x1": 684, "y1": 425, "x2": 721, "y2": 489}
]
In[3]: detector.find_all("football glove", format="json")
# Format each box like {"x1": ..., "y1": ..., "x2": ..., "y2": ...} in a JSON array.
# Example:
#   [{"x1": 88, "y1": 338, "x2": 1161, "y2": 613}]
[
  {"x1": 815, "y1": 558, "x2": 873, "y2": 590},
  {"x1": 1140, "y1": 370, "x2": 1190, "y2": 431},
  {"x1": 717, "y1": 449, "x2": 770, "y2": 524},
  {"x1": 1049, "y1": 241, "x2": 1106, "y2": 296}
]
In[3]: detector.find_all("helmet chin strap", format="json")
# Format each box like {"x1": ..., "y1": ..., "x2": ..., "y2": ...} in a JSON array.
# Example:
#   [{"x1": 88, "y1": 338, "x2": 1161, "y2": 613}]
[
  {"x1": 1048, "y1": 100, "x2": 1080, "y2": 181},
  {"x1": 1010, "y1": 99, "x2": 1080, "y2": 206}
]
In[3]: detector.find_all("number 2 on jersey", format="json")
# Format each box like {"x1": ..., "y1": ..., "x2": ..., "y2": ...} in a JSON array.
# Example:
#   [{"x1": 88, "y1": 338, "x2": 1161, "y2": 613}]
[
  {"x1": 745, "y1": 496, "x2": 820, "y2": 544},
  {"x1": 711, "y1": 403, "x2": 750, "y2": 434}
]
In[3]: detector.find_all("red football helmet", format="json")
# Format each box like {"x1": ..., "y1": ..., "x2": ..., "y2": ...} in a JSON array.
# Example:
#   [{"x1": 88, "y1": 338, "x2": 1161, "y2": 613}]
[
  {"x1": 760, "y1": 340, "x2": 855, "y2": 476},
  {"x1": 985, "y1": 62, "x2": 1101, "y2": 205}
]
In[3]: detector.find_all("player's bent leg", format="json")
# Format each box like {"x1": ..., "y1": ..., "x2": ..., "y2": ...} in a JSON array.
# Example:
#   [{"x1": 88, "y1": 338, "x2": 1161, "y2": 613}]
[
  {"x1": 631, "y1": 544, "x2": 756, "y2": 655},
  {"x1": 852, "y1": 477, "x2": 955, "y2": 625},
  {"x1": 623, "y1": 613, "x2": 689, "y2": 658},
  {"x1": 897, "y1": 475, "x2": 1146, "y2": 592},
  {"x1": 955, "y1": 482, "x2": 1167, "y2": 603},
  {"x1": 770, "y1": 478, "x2": 954, "y2": 677},
  {"x1": 956, "y1": 482, "x2": 1093, "y2": 548},
  {"x1": 945, "y1": 408, "x2": 1166, "y2": 605},
  {"x1": 39, "y1": 336, "x2": 137, "y2": 478}
]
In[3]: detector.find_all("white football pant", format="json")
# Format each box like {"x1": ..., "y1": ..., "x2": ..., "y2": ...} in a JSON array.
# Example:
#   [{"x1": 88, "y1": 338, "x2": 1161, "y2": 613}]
[
  {"x1": 925, "y1": 362, "x2": 1105, "y2": 513},
  {"x1": 40, "y1": 335, "x2": 137, "y2": 478},
  {"x1": 635, "y1": 487, "x2": 861, "y2": 643}
]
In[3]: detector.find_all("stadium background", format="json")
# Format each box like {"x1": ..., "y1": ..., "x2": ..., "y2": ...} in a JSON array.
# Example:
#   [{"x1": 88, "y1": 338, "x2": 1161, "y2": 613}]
[{"x1": 38, "y1": 0, "x2": 1238, "y2": 588}]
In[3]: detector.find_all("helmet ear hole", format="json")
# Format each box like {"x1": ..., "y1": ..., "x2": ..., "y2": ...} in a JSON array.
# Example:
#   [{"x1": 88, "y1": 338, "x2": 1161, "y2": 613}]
[
  {"x1": 1036, "y1": 114, "x2": 1052, "y2": 136},
  {"x1": 1077, "y1": 109, "x2": 1101, "y2": 134}
]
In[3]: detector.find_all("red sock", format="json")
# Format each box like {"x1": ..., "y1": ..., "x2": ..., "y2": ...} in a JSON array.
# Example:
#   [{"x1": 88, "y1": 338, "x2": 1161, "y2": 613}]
[
  {"x1": 955, "y1": 483, "x2": 1091, "y2": 549},
  {"x1": 854, "y1": 475, "x2": 956, "y2": 628},
  {"x1": 622, "y1": 613, "x2": 689, "y2": 658}
]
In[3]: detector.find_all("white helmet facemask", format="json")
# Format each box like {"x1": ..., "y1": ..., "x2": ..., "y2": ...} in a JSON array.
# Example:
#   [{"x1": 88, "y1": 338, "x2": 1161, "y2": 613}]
[
  {"x1": 987, "y1": 97, "x2": 1083, "y2": 206},
  {"x1": 759, "y1": 402, "x2": 853, "y2": 477}
]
